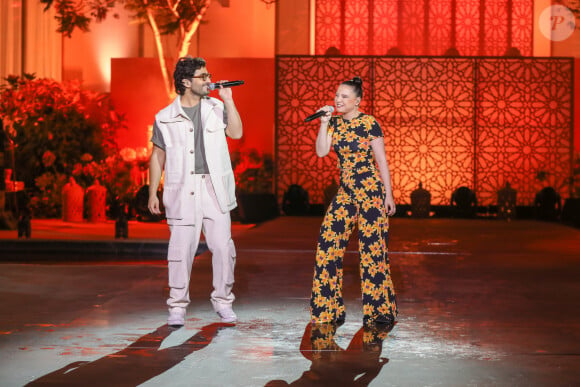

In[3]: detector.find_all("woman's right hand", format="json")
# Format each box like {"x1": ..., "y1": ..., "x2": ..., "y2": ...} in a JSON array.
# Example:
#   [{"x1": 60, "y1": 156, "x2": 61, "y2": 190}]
[
  {"x1": 316, "y1": 106, "x2": 334, "y2": 157},
  {"x1": 319, "y1": 105, "x2": 334, "y2": 124}
]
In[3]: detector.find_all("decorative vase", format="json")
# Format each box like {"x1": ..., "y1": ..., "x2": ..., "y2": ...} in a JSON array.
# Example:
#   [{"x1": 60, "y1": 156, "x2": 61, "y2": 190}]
[
  {"x1": 86, "y1": 180, "x2": 107, "y2": 223},
  {"x1": 62, "y1": 177, "x2": 84, "y2": 222}
]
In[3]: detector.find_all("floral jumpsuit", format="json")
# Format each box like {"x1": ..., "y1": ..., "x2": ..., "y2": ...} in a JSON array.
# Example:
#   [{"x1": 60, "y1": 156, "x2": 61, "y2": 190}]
[{"x1": 310, "y1": 113, "x2": 397, "y2": 324}]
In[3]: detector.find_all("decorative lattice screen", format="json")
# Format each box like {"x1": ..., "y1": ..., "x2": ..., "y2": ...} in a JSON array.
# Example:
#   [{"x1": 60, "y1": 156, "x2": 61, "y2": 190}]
[
  {"x1": 275, "y1": 56, "x2": 573, "y2": 206},
  {"x1": 314, "y1": 0, "x2": 533, "y2": 57}
]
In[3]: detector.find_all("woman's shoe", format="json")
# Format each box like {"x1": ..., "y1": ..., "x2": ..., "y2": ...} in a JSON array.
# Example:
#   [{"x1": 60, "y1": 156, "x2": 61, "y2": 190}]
[{"x1": 364, "y1": 314, "x2": 395, "y2": 329}]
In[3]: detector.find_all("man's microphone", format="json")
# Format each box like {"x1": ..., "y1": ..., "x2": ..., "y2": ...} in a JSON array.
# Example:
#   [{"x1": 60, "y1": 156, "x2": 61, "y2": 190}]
[
  {"x1": 304, "y1": 106, "x2": 335, "y2": 122},
  {"x1": 209, "y1": 80, "x2": 245, "y2": 90}
]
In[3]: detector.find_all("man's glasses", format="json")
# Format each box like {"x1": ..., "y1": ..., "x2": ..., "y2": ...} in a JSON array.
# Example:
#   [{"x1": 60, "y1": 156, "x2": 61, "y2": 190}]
[{"x1": 192, "y1": 73, "x2": 212, "y2": 81}]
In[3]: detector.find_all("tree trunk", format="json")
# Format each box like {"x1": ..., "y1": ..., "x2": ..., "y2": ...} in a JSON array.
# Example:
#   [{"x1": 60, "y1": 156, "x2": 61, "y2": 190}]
[
  {"x1": 145, "y1": 7, "x2": 172, "y2": 98},
  {"x1": 177, "y1": 0, "x2": 212, "y2": 60}
]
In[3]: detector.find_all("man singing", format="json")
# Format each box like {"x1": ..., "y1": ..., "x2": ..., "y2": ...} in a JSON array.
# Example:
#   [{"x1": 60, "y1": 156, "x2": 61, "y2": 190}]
[{"x1": 148, "y1": 56, "x2": 243, "y2": 327}]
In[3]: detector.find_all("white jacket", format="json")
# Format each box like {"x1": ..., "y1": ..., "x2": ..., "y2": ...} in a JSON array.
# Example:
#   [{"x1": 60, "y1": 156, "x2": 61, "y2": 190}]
[{"x1": 155, "y1": 96, "x2": 237, "y2": 223}]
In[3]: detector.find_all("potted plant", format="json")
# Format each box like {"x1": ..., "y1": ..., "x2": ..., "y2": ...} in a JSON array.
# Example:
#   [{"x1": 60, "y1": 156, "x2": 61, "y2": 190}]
[
  {"x1": 0, "y1": 74, "x2": 125, "y2": 218},
  {"x1": 231, "y1": 148, "x2": 278, "y2": 223}
]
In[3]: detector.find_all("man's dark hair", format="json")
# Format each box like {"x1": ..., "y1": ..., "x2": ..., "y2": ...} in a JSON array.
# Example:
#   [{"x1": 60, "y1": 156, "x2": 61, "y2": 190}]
[{"x1": 174, "y1": 56, "x2": 207, "y2": 95}]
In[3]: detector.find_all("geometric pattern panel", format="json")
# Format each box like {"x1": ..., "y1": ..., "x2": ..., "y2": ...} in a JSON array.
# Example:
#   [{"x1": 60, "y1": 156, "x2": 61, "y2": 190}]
[
  {"x1": 483, "y1": 0, "x2": 509, "y2": 56},
  {"x1": 276, "y1": 56, "x2": 573, "y2": 207},
  {"x1": 314, "y1": 0, "x2": 532, "y2": 57},
  {"x1": 511, "y1": 0, "x2": 533, "y2": 56},
  {"x1": 428, "y1": 0, "x2": 453, "y2": 56},
  {"x1": 456, "y1": 0, "x2": 481, "y2": 56},
  {"x1": 374, "y1": 58, "x2": 476, "y2": 205},
  {"x1": 475, "y1": 58, "x2": 573, "y2": 205},
  {"x1": 372, "y1": 0, "x2": 398, "y2": 55},
  {"x1": 315, "y1": 0, "x2": 342, "y2": 55},
  {"x1": 344, "y1": 0, "x2": 370, "y2": 55},
  {"x1": 399, "y1": 1, "x2": 426, "y2": 56}
]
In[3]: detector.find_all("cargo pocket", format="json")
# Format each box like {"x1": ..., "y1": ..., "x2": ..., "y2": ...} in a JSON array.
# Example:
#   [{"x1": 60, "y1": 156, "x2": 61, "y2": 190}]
[
  {"x1": 167, "y1": 248, "x2": 187, "y2": 289},
  {"x1": 227, "y1": 239, "x2": 237, "y2": 286}
]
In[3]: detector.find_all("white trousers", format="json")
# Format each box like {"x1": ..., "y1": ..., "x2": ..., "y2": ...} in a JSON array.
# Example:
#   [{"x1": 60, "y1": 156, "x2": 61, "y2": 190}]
[{"x1": 166, "y1": 174, "x2": 236, "y2": 312}]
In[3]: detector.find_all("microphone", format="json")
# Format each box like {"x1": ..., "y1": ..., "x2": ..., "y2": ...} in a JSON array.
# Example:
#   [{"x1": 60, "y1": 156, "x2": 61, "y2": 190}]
[
  {"x1": 304, "y1": 106, "x2": 334, "y2": 122},
  {"x1": 209, "y1": 80, "x2": 245, "y2": 90}
]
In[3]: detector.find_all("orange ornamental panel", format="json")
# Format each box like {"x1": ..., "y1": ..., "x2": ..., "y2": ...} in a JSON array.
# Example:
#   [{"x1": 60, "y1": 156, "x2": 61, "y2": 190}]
[
  {"x1": 314, "y1": 0, "x2": 532, "y2": 57},
  {"x1": 475, "y1": 58, "x2": 573, "y2": 206},
  {"x1": 275, "y1": 56, "x2": 573, "y2": 207}
]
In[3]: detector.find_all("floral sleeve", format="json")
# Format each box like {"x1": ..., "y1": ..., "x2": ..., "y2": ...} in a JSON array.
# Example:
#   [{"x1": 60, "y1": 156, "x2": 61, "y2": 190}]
[
  {"x1": 367, "y1": 115, "x2": 383, "y2": 141},
  {"x1": 328, "y1": 116, "x2": 338, "y2": 144}
]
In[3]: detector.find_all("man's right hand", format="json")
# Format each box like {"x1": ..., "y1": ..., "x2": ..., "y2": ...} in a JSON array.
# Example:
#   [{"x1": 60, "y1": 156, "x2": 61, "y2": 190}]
[{"x1": 148, "y1": 195, "x2": 161, "y2": 215}]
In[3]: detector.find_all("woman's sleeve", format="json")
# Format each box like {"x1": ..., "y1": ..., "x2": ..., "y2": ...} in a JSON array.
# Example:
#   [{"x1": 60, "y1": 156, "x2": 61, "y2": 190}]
[{"x1": 367, "y1": 116, "x2": 384, "y2": 140}]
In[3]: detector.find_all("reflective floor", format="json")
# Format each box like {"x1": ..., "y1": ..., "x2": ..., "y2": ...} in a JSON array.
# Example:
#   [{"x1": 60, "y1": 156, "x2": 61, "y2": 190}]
[{"x1": 1, "y1": 217, "x2": 579, "y2": 386}]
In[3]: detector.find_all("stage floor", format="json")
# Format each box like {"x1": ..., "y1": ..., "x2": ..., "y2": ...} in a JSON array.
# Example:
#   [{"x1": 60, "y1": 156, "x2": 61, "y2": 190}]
[{"x1": 1, "y1": 217, "x2": 579, "y2": 386}]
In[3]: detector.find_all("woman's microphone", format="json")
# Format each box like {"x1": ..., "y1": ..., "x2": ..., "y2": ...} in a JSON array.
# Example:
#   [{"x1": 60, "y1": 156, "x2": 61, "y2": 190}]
[
  {"x1": 209, "y1": 80, "x2": 245, "y2": 90},
  {"x1": 304, "y1": 106, "x2": 335, "y2": 122}
]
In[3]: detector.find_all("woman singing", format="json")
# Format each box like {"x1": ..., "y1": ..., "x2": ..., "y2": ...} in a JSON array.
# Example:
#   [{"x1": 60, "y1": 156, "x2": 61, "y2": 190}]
[{"x1": 310, "y1": 76, "x2": 397, "y2": 327}]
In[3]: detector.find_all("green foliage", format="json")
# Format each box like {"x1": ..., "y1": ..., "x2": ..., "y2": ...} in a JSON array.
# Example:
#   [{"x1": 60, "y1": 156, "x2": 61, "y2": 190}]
[
  {"x1": 72, "y1": 148, "x2": 147, "y2": 207},
  {"x1": 31, "y1": 170, "x2": 68, "y2": 218},
  {"x1": 42, "y1": 0, "x2": 210, "y2": 37},
  {"x1": 0, "y1": 74, "x2": 126, "y2": 217},
  {"x1": 41, "y1": 0, "x2": 212, "y2": 97},
  {"x1": 40, "y1": 0, "x2": 93, "y2": 37}
]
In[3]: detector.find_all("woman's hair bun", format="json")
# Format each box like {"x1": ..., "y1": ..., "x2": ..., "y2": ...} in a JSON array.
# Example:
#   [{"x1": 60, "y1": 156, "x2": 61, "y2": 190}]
[{"x1": 341, "y1": 76, "x2": 364, "y2": 98}]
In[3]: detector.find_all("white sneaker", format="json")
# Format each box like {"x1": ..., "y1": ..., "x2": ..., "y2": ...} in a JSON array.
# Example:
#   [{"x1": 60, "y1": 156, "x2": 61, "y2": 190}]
[
  {"x1": 216, "y1": 307, "x2": 237, "y2": 323},
  {"x1": 168, "y1": 307, "x2": 185, "y2": 326}
]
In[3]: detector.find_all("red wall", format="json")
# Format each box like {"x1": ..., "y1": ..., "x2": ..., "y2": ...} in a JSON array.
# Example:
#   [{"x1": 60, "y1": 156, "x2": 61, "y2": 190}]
[
  {"x1": 576, "y1": 58, "x2": 580, "y2": 153},
  {"x1": 110, "y1": 58, "x2": 275, "y2": 156}
]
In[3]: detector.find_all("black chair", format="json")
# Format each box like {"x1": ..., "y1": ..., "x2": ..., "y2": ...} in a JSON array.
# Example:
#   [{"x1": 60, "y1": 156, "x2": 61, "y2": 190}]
[
  {"x1": 534, "y1": 186, "x2": 561, "y2": 221},
  {"x1": 451, "y1": 186, "x2": 477, "y2": 218},
  {"x1": 282, "y1": 184, "x2": 310, "y2": 216}
]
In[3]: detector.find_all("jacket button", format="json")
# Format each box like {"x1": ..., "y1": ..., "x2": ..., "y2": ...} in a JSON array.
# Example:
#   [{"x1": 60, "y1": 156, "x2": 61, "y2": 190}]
[
  {"x1": 202, "y1": 175, "x2": 205, "y2": 179},
  {"x1": 190, "y1": 191, "x2": 195, "y2": 195},
  {"x1": 190, "y1": 171, "x2": 194, "y2": 175},
  {"x1": 189, "y1": 149, "x2": 194, "y2": 154},
  {"x1": 189, "y1": 128, "x2": 193, "y2": 132}
]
